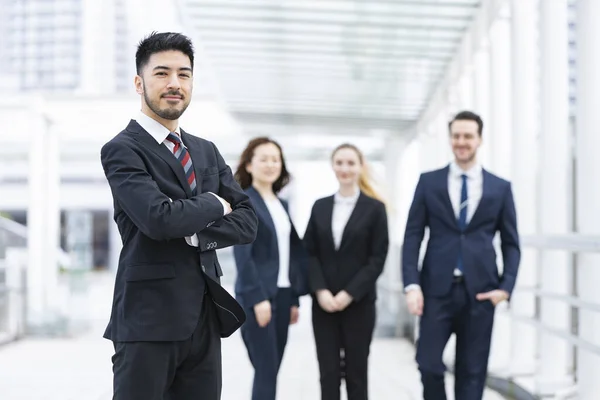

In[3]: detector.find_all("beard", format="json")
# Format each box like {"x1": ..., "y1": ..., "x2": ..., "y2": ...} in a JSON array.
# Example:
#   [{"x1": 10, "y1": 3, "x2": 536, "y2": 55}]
[{"x1": 143, "y1": 81, "x2": 190, "y2": 120}]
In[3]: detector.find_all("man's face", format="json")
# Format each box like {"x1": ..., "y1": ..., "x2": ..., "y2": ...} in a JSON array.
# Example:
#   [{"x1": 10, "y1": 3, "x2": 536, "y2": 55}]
[
  {"x1": 449, "y1": 119, "x2": 481, "y2": 164},
  {"x1": 135, "y1": 50, "x2": 193, "y2": 120}
]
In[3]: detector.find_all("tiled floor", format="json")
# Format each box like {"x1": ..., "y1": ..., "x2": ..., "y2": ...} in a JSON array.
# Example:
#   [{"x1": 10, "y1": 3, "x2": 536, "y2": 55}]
[{"x1": 0, "y1": 272, "x2": 506, "y2": 400}]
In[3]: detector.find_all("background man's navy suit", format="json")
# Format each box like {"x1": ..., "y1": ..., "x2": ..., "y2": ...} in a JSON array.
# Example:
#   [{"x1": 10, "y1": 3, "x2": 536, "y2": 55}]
[{"x1": 402, "y1": 165, "x2": 520, "y2": 400}]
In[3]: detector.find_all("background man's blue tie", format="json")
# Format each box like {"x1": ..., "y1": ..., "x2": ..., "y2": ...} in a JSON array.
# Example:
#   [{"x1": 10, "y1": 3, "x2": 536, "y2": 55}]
[{"x1": 457, "y1": 174, "x2": 468, "y2": 273}]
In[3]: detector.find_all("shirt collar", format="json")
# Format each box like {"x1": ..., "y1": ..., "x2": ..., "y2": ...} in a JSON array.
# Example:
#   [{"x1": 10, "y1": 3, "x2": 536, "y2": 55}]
[
  {"x1": 449, "y1": 161, "x2": 482, "y2": 180},
  {"x1": 135, "y1": 111, "x2": 181, "y2": 144},
  {"x1": 334, "y1": 187, "x2": 360, "y2": 205}
]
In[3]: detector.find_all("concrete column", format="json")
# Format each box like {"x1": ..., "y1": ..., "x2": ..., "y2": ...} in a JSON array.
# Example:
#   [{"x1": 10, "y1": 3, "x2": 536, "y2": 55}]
[
  {"x1": 536, "y1": 0, "x2": 574, "y2": 394},
  {"x1": 380, "y1": 135, "x2": 408, "y2": 334},
  {"x1": 457, "y1": 65, "x2": 475, "y2": 110},
  {"x1": 418, "y1": 124, "x2": 439, "y2": 172},
  {"x1": 80, "y1": 0, "x2": 116, "y2": 93},
  {"x1": 473, "y1": 43, "x2": 492, "y2": 167},
  {"x1": 383, "y1": 134, "x2": 408, "y2": 245},
  {"x1": 575, "y1": 0, "x2": 600, "y2": 398},
  {"x1": 428, "y1": 113, "x2": 443, "y2": 168},
  {"x1": 509, "y1": 0, "x2": 539, "y2": 377},
  {"x1": 26, "y1": 101, "x2": 62, "y2": 333},
  {"x1": 486, "y1": 9, "x2": 514, "y2": 373},
  {"x1": 489, "y1": 10, "x2": 513, "y2": 180},
  {"x1": 435, "y1": 106, "x2": 453, "y2": 165},
  {"x1": 397, "y1": 138, "x2": 422, "y2": 240}
]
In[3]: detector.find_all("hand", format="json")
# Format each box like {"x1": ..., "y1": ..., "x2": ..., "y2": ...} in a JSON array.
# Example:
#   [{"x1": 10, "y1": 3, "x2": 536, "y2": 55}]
[
  {"x1": 316, "y1": 290, "x2": 338, "y2": 313},
  {"x1": 253, "y1": 300, "x2": 272, "y2": 327},
  {"x1": 406, "y1": 287, "x2": 424, "y2": 316},
  {"x1": 476, "y1": 289, "x2": 509, "y2": 306},
  {"x1": 290, "y1": 306, "x2": 299, "y2": 325},
  {"x1": 333, "y1": 290, "x2": 353, "y2": 311}
]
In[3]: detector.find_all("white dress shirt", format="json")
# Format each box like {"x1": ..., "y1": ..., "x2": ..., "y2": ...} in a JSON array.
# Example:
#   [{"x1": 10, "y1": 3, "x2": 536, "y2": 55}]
[
  {"x1": 448, "y1": 161, "x2": 483, "y2": 276},
  {"x1": 264, "y1": 198, "x2": 291, "y2": 288},
  {"x1": 332, "y1": 188, "x2": 360, "y2": 250},
  {"x1": 405, "y1": 162, "x2": 483, "y2": 291},
  {"x1": 448, "y1": 161, "x2": 483, "y2": 224},
  {"x1": 134, "y1": 111, "x2": 227, "y2": 247}
]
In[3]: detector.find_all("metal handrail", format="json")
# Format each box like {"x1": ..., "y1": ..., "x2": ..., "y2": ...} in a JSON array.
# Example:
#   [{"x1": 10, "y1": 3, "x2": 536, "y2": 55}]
[
  {"x1": 511, "y1": 315, "x2": 600, "y2": 355},
  {"x1": 0, "y1": 216, "x2": 27, "y2": 238},
  {"x1": 522, "y1": 234, "x2": 600, "y2": 251},
  {"x1": 518, "y1": 287, "x2": 600, "y2": 313}
]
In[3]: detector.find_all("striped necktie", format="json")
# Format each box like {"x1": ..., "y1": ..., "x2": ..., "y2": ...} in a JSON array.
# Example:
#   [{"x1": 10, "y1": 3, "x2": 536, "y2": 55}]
[{"x1": 166, "y1": 132, "x2": 197, "y2": 194}]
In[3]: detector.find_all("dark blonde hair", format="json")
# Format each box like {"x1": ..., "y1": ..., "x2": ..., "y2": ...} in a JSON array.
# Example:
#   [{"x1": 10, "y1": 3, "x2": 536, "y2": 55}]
[
  {"x1": 331, "y1": 143, "x2": 384, "y2": 203},
  {"x1": 234, "y1": 137, "x2": 291, "y2": 194}
]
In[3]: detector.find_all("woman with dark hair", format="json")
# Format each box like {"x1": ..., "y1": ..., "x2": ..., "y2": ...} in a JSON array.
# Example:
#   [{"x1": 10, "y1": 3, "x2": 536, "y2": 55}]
[
  {"x1": 232, "y1": 137, "x2": 308, "y2": 400},
  {"x1": 303, "y1": 143, "x2": 389, "y2": 400}
]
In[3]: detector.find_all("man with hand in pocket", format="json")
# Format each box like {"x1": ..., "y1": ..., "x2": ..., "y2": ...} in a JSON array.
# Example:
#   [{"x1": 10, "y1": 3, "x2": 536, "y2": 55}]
[{"x1": 402, "y1": 111, "x2": 520, "y2": 400}]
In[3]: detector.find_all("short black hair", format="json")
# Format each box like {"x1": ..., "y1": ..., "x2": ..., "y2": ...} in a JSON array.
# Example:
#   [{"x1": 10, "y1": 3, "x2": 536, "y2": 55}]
[
  {"x1": 135, "y1": 32, "x2": 195, "y2": 75},
  {"x1": 448, "y1": 110, "x2": 484, "y2": 136}
]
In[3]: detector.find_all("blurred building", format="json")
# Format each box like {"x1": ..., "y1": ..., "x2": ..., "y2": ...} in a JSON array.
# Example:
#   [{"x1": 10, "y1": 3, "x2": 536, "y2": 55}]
[{"x1": 0, "y1": 0, "x2": 130, "y2": 93}]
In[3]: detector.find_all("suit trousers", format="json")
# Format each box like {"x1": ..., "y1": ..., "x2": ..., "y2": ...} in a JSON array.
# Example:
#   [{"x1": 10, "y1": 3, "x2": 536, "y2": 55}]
[
  {"x1": 312, "y1": 299, "x2": 376, "y2": 400},
  {"x1": 241, "y1": 287, "x2": 293, "y2": 400},
  {"x1": 111, "y1": 292, "x2": 221, "y2": 400},
  {"x1": 416, "y1": 280, "x2": 495, "y2": 400}
]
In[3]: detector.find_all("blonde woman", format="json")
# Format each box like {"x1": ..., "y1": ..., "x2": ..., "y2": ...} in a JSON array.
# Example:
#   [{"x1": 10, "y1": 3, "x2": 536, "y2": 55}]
[{"x1": 303, "y1": 143, "x2": 389, "y2": 400}]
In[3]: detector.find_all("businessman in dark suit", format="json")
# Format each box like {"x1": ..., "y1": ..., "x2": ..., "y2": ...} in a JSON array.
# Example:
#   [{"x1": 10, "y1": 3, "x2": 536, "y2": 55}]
[
  {"x1": 100, "y1": 32, "x2": 257, "y2": 400},
  {"x1": 402, "y1": 111, "x2": 520, "y2": 400}
]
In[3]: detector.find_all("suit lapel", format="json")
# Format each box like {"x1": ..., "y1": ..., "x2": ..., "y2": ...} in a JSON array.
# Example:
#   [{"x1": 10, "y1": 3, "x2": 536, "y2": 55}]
[
  {"x1": 322, "y1": 196, "x2": 336, "y2": 251},
  {"x1": 181, "y1": 130, "x2": 203, "y2": 194},
  {"x1": 437, "y1": 166, "x2": 457, "y2": 227},
  {"x1": 128, "y1": 120, "x2": 193, "y2": 197},
  {"x1": 247, "y1": 187, "x2": 277, "y2": 234},
  {"x1": 338, "y1": 193, "x2": 367, "y2": 251},
  {"x1": 466, "y1": 169, "x2": 492, "y2": 229}
]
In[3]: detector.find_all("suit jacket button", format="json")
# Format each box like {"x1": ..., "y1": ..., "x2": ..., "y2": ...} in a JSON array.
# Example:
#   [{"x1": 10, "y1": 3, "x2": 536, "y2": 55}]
[{"x1": 201, "y1": 265, "x2": 206, "y2": 272}]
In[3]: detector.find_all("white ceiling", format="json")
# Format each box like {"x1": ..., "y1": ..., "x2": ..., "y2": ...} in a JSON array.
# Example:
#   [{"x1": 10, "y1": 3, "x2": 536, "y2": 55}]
[{"x1": 178, "y1": 0, "x2": 481, "y2": 135}]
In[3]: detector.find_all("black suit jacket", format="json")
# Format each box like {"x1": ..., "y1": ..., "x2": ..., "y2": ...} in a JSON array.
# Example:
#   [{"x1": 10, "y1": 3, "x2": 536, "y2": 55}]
[
  {"x1": 233, "y1": 187, "x2": 309, "y2": 309},
  {"x1": 100, "y1": 120, "x2": 258, "y2": 341},
  {"x1": 303, "y1": 192, "x2": 389, "y2": 304}
]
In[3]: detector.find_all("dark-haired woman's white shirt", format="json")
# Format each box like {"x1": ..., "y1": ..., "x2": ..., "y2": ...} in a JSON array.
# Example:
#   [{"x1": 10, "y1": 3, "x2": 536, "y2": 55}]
[{"x1": 264, "y1": 198, "x2": 291, "y2": 288}]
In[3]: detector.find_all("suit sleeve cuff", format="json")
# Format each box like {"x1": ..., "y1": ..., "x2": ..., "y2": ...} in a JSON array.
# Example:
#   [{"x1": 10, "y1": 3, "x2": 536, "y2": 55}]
[
  {"x1": 404, "y1": 284, "x2": 421, "y2": 293},
  {"x1": 208, "y1": 192, "x2": 228, "y2": 216},
  {"x1": 499, "y1": 276, "x2": 516, "y2": 296},
  {"x1": 241, "y1": 288, "x2": 268, "y2": 308}
]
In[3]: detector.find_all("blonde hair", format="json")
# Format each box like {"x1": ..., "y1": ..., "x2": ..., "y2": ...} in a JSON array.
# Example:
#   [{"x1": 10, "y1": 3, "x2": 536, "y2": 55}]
[{"x1": 331, "y1": 143, "x2": 385, "y2": 203}]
